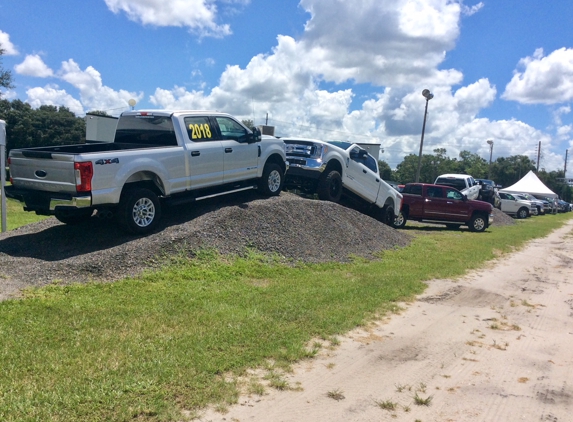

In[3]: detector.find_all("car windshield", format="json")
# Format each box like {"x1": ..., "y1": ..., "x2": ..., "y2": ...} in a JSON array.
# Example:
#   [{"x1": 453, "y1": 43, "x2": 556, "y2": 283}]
[{"x1": 327, "y1": 140, "x2": 353, "y2": 150}]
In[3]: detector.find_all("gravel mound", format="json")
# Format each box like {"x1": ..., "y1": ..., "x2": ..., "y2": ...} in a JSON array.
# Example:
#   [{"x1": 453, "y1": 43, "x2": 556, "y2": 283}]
[
  {"x1": 491, "y1": 208, "x2": 516, "y2": 226},
  {"x1": 0, "y1": 192, "x2": 411, "y2": 299}
]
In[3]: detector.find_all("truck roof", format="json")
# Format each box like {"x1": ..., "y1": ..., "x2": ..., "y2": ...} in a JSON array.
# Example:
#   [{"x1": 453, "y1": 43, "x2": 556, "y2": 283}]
[{"x1": 121, "y1": 110, "x2": 235, "y2": 118}]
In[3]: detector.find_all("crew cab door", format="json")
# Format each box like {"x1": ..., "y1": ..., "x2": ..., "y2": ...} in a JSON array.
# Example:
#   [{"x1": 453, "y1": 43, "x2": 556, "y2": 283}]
[
  {"x1": 421, "y1": 185, "x2": 450, "y2": 219},
  {"x1": 443, "y1": 187, "x2": 470, "y2": 220},
  {"x1": 345, "y1": 146, "x2": 380, "y2": 203},
  {"x1": 213, "y1": 116, "x2": 259, "y2": 184},
  {"x1": 183, "y1": 116, "x2": 225, "y2": 189},
  {"x1": 499, "y1": 192, "x2": 519, "y2": 213}
]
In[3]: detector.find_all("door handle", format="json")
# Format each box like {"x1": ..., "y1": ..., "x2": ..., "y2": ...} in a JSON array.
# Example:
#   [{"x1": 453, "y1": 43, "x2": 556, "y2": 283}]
[
  {"x1": 191, "y1": 151, "x2": 200, "y2": 157},
  {"x1": 225, "y1": 148, "x2": 233, "y2": 153},
  {"x1": 363, "y1": 169, "x2": 367, "y2": 174},
  {"x1": 376, "y1": 179, "x2": 380, "y2": 182}
]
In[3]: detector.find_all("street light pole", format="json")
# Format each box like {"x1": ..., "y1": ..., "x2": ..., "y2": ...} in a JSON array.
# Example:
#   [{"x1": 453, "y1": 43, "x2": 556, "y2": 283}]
[
  {"x1": 487, "y1": 139, "x2": 494, "y2": 179},
  {"x1": 415, "y1": 89, "x2": 433, "y2": 183}
]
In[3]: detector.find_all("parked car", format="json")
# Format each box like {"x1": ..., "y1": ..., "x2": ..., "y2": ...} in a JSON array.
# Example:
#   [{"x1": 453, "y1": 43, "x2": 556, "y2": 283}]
[
  {"x1": 396, "y1": 183, "x2": 493, "y2": 232},
  {"x1": 475, "y1": 179, "x2": 499, "y2": 205},
  {"x1": 557, "y1": 199, "x2": 571, "y2": 213},
  {"x1": 434, "y1": 174, "x2": 480, "y2": 200},
  {"x1": 514, "y1": 194, "x2": 539, "y2": 216},
  {"x1": 283, "y1": 138, "x2": 402, "y2": 225},
  {"x1": 498, "y1": 192, "x2": 535, "y2": 219},
  {"x1": 535, "y1": 195, "x2": 558, "y2": 214},
  {"x1": 518, "y1": 193, "x2": 545, "y2": 215}
]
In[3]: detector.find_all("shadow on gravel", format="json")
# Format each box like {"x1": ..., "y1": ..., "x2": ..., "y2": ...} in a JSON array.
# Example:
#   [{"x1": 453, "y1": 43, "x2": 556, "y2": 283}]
[{"x1": 0, "y1": 190, "x2": 263, "y2": 261}]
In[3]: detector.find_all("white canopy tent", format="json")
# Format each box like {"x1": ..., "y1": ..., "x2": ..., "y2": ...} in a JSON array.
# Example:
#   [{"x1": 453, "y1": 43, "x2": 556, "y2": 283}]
[{"x1": 499, "y1": 170, "x2": 558, "y2": 199}]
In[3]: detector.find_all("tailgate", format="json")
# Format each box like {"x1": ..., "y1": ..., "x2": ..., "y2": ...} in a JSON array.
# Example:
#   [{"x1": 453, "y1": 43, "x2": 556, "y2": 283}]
[{"x1": 9, "y1": 151, "x2": 78, "y2": 194}]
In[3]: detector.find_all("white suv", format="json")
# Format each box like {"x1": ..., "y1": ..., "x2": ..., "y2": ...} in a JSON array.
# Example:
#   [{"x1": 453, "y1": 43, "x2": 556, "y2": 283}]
[{"x1": 498, "y1": 192, "x2": 535, "y2": 219}]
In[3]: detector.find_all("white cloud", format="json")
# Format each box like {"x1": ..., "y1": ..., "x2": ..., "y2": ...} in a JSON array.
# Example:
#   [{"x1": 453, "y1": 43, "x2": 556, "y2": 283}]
[
  {"x1": 26, "y1": 85, "x2": 84, "y2": 115},
  {"x1": 462, "y1": 2, "x2": 484, "y2": 16},
  {"x1": 502, "y1": 48, "x2": 573, "y2": 105},
  {"x1": 56, "y1": 59, "x2": 143, "y2": 113},
  {"x1": 298, "y1": 0, "x2": 464, "y2": 86},
  {"x1": 14, "y1": 55, "x2": 54, "y2": 78},
  {"x1": 103, "y1": 0, "x2": 248, "y2": 38},
  {"x1": 0, "y1": 30, "x2": 18, "y2": 55}
]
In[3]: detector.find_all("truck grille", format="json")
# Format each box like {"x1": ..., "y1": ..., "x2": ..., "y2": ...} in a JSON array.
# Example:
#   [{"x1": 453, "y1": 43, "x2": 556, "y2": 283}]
[{"x1": 288, "y1": 158, "x2": 307, "y2": 166}]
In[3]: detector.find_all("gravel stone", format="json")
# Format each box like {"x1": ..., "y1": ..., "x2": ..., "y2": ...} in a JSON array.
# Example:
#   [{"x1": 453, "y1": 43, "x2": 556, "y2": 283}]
[{"x1": 0, "y1": 192, "x2": 411, "y2": 300}]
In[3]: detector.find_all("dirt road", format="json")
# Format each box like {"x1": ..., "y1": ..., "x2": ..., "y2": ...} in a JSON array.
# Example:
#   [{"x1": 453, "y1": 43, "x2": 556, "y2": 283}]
[{"x1": 199, "y1": 219, "x2": 573, "y2": 422}]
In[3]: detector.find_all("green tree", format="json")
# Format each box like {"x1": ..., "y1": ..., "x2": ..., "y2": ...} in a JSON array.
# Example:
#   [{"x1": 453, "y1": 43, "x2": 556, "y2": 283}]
[
  {"x1": 377, "y1": 160, "x2": 393, "y2": 180},
  {"x1": 458, "y1": 150, "x2": 488, "y2": 178},
  {"x1": 241, "y1": 119, "x2": 254, "y2": 130},
  {"x1": 0, "y1": 99, "x2": 86, "y2": 153},
  {"x1": 86, "y1": 110, "x2": 111, "y2": 117},
  {"x1": 490, "y1": 155, "x2": 536, "y2": 188},
  {"x1": 0, "y1": 44, "x2": 14, "y2": 97}
]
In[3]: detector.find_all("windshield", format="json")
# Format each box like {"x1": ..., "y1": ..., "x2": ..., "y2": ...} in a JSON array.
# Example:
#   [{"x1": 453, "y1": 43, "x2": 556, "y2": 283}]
[{"x1": 327, "y1": 140, "x2": 353, "y2": 150}]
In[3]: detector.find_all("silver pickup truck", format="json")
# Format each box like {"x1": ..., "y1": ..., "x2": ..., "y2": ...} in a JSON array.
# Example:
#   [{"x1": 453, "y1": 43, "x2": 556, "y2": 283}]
[
  {"x1": 6, "y1": 110, "x2": 288, "y2": 234},
  {"x1": 283, "y1": 138, "x2": 402, "y2": 226}
]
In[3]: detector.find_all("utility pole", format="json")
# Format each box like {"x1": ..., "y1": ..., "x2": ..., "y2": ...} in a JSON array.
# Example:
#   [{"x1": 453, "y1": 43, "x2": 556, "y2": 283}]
[
  {"x1": 536, "y1": 141, "x2": 541, "y2": 171},
  {"x1": 565, "y1": 149, "x2": 569, "y2": 178}
]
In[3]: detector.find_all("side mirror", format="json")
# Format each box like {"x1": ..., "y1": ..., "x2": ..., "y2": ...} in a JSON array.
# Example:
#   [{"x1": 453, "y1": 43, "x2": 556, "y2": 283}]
[{"x1": 248, "y1": 127, "x2": 262, "y2": 144}]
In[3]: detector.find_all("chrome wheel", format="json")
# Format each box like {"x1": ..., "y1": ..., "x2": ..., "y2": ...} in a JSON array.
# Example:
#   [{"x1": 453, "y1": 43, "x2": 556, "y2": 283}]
[
  {"x1": 132, "y1": 197, "x2": 156, "y2": 227},
  {"x1": 267, "y1": 169, "x2": 282, "y2": 193}
]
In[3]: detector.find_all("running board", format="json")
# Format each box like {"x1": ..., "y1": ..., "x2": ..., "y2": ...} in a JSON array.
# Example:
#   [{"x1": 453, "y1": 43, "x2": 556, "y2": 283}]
[
  {"x1": 165, "y1": 185, "x2": 257, "y2": 207},
  {"x1": 195, "y1": 185, "x2": 257, "y2": 201}
]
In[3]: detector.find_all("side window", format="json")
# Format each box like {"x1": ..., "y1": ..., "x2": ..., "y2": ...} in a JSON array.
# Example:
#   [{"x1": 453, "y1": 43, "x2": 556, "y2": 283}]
[
  {"x1": 446, "y1": 188, "x2": 463, "y2": 200},
  {"x1": 184, "y1": 116, "x2": 215, "y2": 142},
  {"x1": 426, "y1": 186, "x2": 443, "y2": 198},
  {"x1": 364, "y1": 154, "x2": 377, "y2": 173},
  {"x1": 215, "y1": 117, "x2": 248, "y2": 142},
  {"x1": 406, "y1": 185, "x2": 422, "y2": 196}
]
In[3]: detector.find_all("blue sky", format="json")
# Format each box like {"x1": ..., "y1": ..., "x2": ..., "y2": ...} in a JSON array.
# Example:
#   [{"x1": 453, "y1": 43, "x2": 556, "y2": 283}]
[{"x1": 1, "y1": 0, "x2": 573, "y2": 173}]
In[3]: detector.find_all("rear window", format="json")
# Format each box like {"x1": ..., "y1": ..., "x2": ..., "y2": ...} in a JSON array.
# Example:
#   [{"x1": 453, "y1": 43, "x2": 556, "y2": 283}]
[
  {"x1": 403, "y1": 184, "x2": 422, "y2": 195},
  {"x1": 435, "y1": 177, "x2": 466, "y2": 191},
  {"x1": 114, "y1": 115, "x2": 177, "y2": 146}
]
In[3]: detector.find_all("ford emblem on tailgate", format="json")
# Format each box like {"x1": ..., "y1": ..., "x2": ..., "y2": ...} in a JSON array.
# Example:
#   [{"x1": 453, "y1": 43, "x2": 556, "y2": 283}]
[{"x1": 35, "y1": 170, "x2": 47, "y2": 178}]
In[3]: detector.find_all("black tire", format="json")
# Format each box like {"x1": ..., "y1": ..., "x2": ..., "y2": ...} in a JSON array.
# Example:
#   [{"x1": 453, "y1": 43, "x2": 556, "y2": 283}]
[
  {"x1": 116, "y1": 188, "x2": 161, "y2": 235},
  {"x1": 317, "y1": 170, "x2": 342, "y2": 202},
  {"x1": 468, "y1": 214, "x2": 487, "y2": 232},
  {"x1": 54, "y1": 208, "x2": 93, "y2": 225},
  {"x1": 517, "y1": 207, "x2": 529, "y2": 219},
  {"x1": 379, "y1": 205, "x2": 395, "y2": 227},
  {"x1": 258, "y1": 163, "x2": 283, "y2": 196},
  {"x1": 394, "y1": 211, "x2": 407, "y2": 229},
  {"x1": 445, "y1": 224, "x2": 462, "y2": 230}
]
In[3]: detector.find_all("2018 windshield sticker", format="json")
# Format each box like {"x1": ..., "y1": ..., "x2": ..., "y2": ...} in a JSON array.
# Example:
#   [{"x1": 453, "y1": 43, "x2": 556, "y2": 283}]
[{"x1": 189, "y1": 123, "x2": 212, "y2": 139}]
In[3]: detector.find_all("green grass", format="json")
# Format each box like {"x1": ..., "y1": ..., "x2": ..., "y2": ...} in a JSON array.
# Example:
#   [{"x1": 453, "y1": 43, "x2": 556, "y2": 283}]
[
  {"x1": 0, "y1": 212, "x2": 571, "y2": 421},
  {"x1": 2, "y1": 197, "x2": 49, "y2": 230}
]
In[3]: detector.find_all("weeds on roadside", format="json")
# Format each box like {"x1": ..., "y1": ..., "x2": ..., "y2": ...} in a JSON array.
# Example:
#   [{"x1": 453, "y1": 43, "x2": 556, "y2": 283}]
[{"x1": 413, "y1": 393, "x2": 433, "y2": 406}]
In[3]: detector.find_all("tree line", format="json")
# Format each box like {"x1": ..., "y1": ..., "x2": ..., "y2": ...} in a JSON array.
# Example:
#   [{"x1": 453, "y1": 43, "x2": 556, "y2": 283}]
[{"x1": 378, "y1": 147, "x2": 572, "y2": 202}]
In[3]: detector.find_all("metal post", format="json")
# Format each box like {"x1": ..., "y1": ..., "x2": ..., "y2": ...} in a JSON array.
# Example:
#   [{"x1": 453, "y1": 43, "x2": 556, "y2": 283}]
[
  {"x1": 0, "y1": 120, "x2": 7, "y2": 233},
  {"x1": 487, "y1": 140, "x2": 494, "y2": 179},
  {"x1": 415, "y1": 98, "x2": 430, "y2": 183}
]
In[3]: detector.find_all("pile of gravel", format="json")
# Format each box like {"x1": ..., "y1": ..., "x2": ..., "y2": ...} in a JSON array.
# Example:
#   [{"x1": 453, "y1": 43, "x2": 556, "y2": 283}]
[
  {"x1": 491, "y1": 208, "x2": 516, "y2": 226},
  {"x1": 0, "y1": 192, "x2": 411, "y2": 300}
]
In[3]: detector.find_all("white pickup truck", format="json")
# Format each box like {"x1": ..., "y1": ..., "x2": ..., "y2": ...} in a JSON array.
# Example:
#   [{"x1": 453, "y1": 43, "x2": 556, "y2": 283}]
[
  {"x1": 434, "y1": 173, "x2": 481, "y2": 200},
  {"x1": 282, "y1": 138, "x2": 402, "y2": 225},
  {"x1": 6, "y1": 110, "x2": 288, "y2": 234}
]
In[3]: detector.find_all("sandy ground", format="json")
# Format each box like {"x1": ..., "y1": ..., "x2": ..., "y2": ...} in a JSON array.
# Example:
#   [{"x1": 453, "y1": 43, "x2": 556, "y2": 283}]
[{"x1": 198, "y1": 219, "x2": 573, "y2": 422}]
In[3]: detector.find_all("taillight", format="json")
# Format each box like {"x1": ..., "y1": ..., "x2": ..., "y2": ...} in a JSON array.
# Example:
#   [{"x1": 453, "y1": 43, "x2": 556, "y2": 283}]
[{"x1": 74, "y1": 161, "x2": 93, "y2": 192}]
